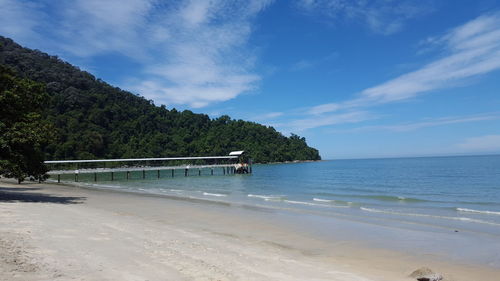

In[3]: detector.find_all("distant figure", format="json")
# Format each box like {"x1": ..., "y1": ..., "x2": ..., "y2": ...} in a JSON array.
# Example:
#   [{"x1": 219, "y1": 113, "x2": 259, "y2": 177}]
[{"x1": 235, "y1": 162, "x2": 249, "y2": 174}]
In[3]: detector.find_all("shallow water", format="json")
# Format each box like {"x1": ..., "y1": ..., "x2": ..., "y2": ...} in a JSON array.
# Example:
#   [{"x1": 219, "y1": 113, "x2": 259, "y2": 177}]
[{"x1": 58, "y1": 155, "x2": 500, "y2": 265}]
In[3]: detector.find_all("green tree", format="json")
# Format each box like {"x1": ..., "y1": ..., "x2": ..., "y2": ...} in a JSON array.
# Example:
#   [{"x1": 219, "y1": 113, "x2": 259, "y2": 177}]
[
  {"x1": 0, "y1": 36, "x2": 321, "y2": 163},
  {"x1": 0, "y1": 65, "x2": 53, "y2": 183}
]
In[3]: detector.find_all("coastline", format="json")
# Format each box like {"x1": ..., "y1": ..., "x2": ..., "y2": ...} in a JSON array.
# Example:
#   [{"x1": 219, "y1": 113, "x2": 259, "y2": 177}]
[
  {"x1": 255, "y1": 159, "x2": 326, "y2": 165},
  {"x1": 1, "y1": 180, "x2": 499, "y2": 281}
]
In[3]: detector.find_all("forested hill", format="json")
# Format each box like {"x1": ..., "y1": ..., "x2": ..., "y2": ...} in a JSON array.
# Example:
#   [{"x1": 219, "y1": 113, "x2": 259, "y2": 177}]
[{"x1": 0, "y1": 36, "x2": 320, "y2": 163}]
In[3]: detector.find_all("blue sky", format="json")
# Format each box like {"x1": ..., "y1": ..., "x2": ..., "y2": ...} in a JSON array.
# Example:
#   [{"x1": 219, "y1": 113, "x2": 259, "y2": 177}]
[{"x1": 1, "y1": 0, "x2": 500, "y2": 159}]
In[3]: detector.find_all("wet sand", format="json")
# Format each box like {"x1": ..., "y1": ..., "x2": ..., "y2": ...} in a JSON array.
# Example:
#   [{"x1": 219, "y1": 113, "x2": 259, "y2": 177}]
[{"x1": 1, "y1": 180, "x2": 499, "y2": 281}]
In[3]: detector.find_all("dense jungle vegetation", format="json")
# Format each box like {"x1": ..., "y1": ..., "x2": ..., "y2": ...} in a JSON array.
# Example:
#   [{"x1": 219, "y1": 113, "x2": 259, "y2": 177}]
[{"x1": 0, "y1": 36, "x2": 320, "y2": 165}]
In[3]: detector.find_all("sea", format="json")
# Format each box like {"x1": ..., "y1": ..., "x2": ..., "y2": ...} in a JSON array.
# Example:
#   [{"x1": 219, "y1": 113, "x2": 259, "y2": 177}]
[{"x1": 61, "y1": 154, "x2": 500, "y2": 266}]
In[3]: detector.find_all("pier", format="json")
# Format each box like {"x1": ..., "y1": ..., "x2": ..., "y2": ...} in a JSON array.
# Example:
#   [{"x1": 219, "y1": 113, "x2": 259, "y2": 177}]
[{"x1": 45, "y1": 151, "x2": 252, "y2": 183}]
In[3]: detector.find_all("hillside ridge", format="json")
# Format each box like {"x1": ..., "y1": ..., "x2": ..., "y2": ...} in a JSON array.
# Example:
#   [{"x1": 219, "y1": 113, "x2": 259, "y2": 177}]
[{"x1": 0, "y1": 36, "x2": 320, "y2": 163}]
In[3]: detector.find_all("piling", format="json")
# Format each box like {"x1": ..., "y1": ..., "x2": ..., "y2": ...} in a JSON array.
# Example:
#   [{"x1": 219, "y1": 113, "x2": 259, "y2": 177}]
[
  {"x1": 198, "y1": 169, "x2": 201, "y2": 176},
  {"x1": 111, "y1": 172, "x2": 114, "y2": 181},
  {"x1": 157, "y1": 170, "x2": 160, "y2": 179},
  {"x1": 94, "y1": 173, "x2": 97, "y2": 182},
  {"x1": 57, "y1": 174, "x2": 60, "y2": 183},
  {"x1": 171, "y1": 169, "x2": 174, "y2": 177},
  {"x1": 142, "y1": 170, "x2": 146, "y2": 179},
  {"x1": 185, "y1": 168, "x2": 188, "y2": 177}
]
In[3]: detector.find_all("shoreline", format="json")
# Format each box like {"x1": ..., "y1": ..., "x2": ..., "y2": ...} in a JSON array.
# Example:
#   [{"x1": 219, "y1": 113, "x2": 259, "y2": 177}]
[
  {"x1": 255, "y1": 159, "x2": 326, "y2": 165},
  {"x1": 1, "y1": 180, "x2": 499, "y2": 280}
]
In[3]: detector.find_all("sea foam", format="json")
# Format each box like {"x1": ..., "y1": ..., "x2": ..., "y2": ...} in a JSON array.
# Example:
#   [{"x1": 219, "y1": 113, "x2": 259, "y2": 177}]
[
  {"x1": 203, "y1": 192, "x2": 227, "y2": 197},
  {"x1": 283, "y1": 200, "x2": 349, "y2": 208},
  {"x1": 313, "y1": 198, "x2": 333, "y2": 202},
  {"x1": 284, "y1": 200, "x2": 322, "y2": 206},
  {"x1": 360, "y1": 207, "x2": 500, "y2": 226},
  {"x1": 248, "y1": 194, "x2": 283, "y2": 201},
  {"x1": 457, "y1": 208, "x2": 500, "y2": 216}
]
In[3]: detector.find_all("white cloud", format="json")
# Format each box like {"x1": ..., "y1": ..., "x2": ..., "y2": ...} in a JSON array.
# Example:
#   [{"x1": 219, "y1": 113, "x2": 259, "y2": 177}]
[
  {"x1": 292, "y1": 13, "x2": 500, "y2": 132},
  {"x1": 129, "y1": 0, "x2": 273, "y2": 107},
  {"x1": 456, "y1": 135, "x2": 500, "y2": 152},
  {"x1": 308, "y1": 12, "x2": 500, "y2": 115},
  {"x1": 252, "y1": 112, "x2": 284, "y2": 121},
  {"x1": 0, "y1": 0, "x2": 273, "y2": 108},
  {"x1": 180, "y1": 0, "x2": 213, "y2": 27},
  {"x1": 275, "y1": 110, "x2": 373, "y2": 132},
  {"x1": 330, "y1": 113, "x2": 500, "y2": 133},
  {"x1": 0, "y1": 0, "x2": 42, "y2": 42},
  {"x1": 296, "y1": 0, "x2": 434, "y2": 35}
]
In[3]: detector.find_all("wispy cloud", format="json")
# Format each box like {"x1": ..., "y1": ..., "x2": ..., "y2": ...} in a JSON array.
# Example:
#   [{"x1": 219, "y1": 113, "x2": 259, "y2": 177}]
[
  {"x1": 0, "y1": 0, "x2": 273, "y2": 108},
  {"x1": 132, "y1": 0, "x2": 274, "y2": 108},
  {"x1": 290, "y1": 52, "x2": 338, "y2": 71},
  {"x1": 329, "y1": 113, "x2": 500, "y2": 133},
  {"x1": 0, "y1": 0, "x2": 43, "y2": 42},
  {"x1": 308, "y1": 12, "x2": 500, "y2": 115},
  {"x1": 274, "y1": 110, "x2": 374, "y2": 132},
  {"x1": 275, "y1": 12, "x2": 500, "y2": 132},
  {"x1": 252, "y1": 112, "x2": 284, "y2": 121},
  {"x1": 296, "y1": 0, "x2": 434, "y2": 35},
  {"x1": 456, "y1": 135, "x2": 500, "y2": 152}
]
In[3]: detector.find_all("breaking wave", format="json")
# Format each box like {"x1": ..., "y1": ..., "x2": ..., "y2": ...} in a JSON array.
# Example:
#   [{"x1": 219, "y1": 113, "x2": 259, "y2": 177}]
[
  {"x1": 203, "y1": 192, "x2": 227, "y2": 197},
  {"x1": 456, "y1": 208, "x2": 500, "y2": 216},
  {"x1": 360, "y1": 207, "x2": 500, "y2": 226}
]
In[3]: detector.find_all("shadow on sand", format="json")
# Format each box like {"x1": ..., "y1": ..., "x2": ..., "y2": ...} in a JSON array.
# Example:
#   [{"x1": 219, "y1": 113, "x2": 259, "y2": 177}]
[{"x1": 0, "y1": 186, "x2": 85, "y2": 204}]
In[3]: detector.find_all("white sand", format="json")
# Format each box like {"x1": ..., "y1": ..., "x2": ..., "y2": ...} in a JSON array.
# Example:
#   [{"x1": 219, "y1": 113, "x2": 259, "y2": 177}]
[{"x1": 1, "y1": 181, "x2": 498, "y2": 281}]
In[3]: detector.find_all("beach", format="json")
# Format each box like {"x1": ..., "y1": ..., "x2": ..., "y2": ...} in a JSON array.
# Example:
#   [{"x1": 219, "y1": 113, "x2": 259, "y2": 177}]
[{"x1": 1, "y1": 180, "x2": 499, "y2": 281}]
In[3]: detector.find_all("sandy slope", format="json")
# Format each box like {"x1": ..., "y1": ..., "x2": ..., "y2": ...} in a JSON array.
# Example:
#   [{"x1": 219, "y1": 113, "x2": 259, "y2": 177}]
[{"x1": 1, "y1": 181, "x2": 498, "y2": 281}]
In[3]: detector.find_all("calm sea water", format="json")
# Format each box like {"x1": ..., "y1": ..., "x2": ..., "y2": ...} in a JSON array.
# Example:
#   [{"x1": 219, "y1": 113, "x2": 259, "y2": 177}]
[{"x1": 65, "y1": 155, "x2": 500, "y2": 238}]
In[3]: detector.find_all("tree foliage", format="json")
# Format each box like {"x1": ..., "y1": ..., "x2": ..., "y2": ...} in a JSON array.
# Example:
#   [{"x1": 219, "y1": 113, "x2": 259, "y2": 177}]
[
  {"x1": 0, "y1": 36, "x2": 321, "y2": 163},
  {"x1": 0, "y1": 65, "x2": 54, "y2": 183}
]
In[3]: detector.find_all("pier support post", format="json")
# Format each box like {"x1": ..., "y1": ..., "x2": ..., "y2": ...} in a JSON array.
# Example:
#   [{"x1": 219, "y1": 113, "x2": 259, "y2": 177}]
[
  {"x1": 198, "y1": 169, "x2": 201, "y2": 176},
  {"x1": 185, "y1": 168, "x2": 188, "y2": 177},
  {"x1": 57, "y1": 174, "x2": 60, "y2": 183},
  {"x1": 211, "y1": 169, "x2": 213, "y2": 175},
  {"x1": 172, "y1": 170, "x2": 174, "y2": 177},
  {"x1": 75, "y1": 173, "x2": 78, "y2": 182},
  {"x1": 157, "y1": 170, "x2": 160, "y2": 179},
  {"x1": 126, "y1": 171, "x2": 130, "y2": 180},
  {"x1": 111, "y1": 172, "x2": 114, "y2": 181},
  {"x1": 143, "y1": 170, "x2": 146, "y2": 179},
  {"x1": 223, "y1": 167, "x2": 225, "y2": 175},
  {"x1": 94, "y1": 173, "x2": 97, "y2": 182}
]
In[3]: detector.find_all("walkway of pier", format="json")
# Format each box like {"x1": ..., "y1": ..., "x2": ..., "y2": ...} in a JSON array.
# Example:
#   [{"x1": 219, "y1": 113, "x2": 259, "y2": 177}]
[{"x1": 44, "y1": 153, "x2": 251, "y2": 183}]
